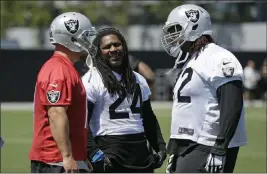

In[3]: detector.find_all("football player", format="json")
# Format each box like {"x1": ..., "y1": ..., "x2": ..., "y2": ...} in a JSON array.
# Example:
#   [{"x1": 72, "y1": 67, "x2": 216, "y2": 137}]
[
  {"x1": 29, "y1": 12, "x2": 97, "y2": 173},
  {"x1": 0, "y1": 136, "x2": 4, "y2": 149},
  {"x1": 129, "y1": 55, "x2": 156, "y2": 91},
  {"x1": 82, "y1": 27, "x2": 167, "y2": 173},
  {"x1": 161, "y1": 4, "x2": 247, "y2": 173}
]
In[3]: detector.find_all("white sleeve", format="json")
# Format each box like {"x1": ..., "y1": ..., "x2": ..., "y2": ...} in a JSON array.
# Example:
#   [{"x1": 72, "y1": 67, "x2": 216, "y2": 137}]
[
  {"x1": 82, "y1": 70, "x2": 99, "y2": 103},
  {"x1": 210, "y1": 56, "x2": 244, "y2": 89},
  {"x1": 135, "y1": 72, "x2": 151, "y2": 101}
]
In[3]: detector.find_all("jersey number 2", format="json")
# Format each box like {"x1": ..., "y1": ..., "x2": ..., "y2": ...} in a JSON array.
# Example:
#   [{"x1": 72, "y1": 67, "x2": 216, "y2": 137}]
[
  {"x1": 177, "y1": 67, "x2": 193, "y2": 103},
  {"x1": 109, "y1": 84, "x2": 142, "y2": 119}
]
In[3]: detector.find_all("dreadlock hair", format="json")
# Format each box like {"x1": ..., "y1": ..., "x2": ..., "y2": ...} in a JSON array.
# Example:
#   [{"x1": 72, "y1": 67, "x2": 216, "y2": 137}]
[
  {"x1": 189, "y1": 35, "x2": 214, "y2": 57},
  {"x1": 92, "y1": 27, "x2": 136, "y2": 96}
]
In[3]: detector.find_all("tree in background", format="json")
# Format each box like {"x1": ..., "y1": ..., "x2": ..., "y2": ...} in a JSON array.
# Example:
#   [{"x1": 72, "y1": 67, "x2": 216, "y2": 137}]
[
  {"x1": 1, "y1": 1, "x2": 265, "y2": 39},
  {"x1": 0, "y1": 1, "x2": 182, "y2": 38},
  {"x1": 1, "y1": 1, "x2": 54, "y2": 38}
]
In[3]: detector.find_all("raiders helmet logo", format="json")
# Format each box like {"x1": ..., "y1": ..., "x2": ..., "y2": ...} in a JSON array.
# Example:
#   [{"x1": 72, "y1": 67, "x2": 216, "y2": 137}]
[
  {"x1": 46, "y1": 90, "x2": 60, "y2": 104},
  {"x1": 185, "y1": 9, "x2": 200, "y2": 23},
  {"x1": 222, "y1": 67, "x2": 234, "y2": 77},
  {"x1": 64, "y1": 19, "x2": 79, "y2": 34}
]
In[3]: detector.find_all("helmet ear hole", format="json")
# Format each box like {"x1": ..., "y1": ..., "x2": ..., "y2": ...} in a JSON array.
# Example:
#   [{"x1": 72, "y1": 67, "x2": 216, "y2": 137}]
[{"x1": 192, "y1": 24, "x2": 198, "y2": 30}]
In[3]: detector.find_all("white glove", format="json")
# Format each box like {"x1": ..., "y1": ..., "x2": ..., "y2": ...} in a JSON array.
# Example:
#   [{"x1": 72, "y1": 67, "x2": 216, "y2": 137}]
[
  {"x1": 166, "y1": 154, "x2": 174, "y2": 173},
  {"x1": 204, "y1": 153, "x2": 226, "y2": 173}
]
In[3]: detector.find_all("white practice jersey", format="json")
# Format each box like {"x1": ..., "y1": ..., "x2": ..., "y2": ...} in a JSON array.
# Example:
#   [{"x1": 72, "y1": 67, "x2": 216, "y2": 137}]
[
  {"x1": 82, "y1": 68, "x2": 151, "y2": 137},
  {"x1": 171, "y1": 43, "x2": 247, "y2": 148}
]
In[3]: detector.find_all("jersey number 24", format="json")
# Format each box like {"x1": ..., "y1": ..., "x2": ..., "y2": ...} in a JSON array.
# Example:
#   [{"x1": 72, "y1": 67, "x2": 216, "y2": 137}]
[{"x1": 109, "y1": 84, "x2": 142, "y2": 119}]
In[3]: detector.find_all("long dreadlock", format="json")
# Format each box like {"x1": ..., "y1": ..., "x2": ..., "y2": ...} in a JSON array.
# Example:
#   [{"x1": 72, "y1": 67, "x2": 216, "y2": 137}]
[
  {"x1": 91, "y1": 27, "x2": 136, "y2": 96},
  {"x1": 189, "y1": 35, "x2": 214, "y2": 57}
]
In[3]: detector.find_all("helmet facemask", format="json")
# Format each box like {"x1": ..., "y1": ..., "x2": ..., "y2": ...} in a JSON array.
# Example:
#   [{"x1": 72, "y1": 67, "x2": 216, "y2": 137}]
[
  {"x1": 73, "y1": 28, "x2": 98, "y2": 68},
  {"x1": 161, "y1": 23, "x2": 191, "y2": 75}
]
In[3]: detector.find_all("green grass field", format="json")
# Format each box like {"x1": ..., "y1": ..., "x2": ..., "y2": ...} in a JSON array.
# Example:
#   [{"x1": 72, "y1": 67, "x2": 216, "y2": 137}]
[{"x1": 1, "y1": 107, "x2": 266, "y2": 173}]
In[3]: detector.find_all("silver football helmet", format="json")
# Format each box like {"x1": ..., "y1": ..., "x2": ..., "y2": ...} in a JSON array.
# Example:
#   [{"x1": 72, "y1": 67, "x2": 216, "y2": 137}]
[
  {"x1": 161, "y1": 4, "x2": 213, "y2": 67},
  {"x1": 49, "y1": 12, "x2": 97, "y2": 67}
]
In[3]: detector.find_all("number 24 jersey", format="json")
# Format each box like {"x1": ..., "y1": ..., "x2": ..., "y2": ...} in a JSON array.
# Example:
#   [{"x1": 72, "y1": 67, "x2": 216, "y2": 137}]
[
  {"x1": 82, "y1": 68, "x2": 151, "y2": 137},
  {"x1": 171, "y1": 43, "x2": 247, "y2": 148}
]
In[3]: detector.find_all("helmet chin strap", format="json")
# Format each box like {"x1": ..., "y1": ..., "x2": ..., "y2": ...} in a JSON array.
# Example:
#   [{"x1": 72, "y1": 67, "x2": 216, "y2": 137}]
[
  {"x1": 166, "y1": 47, "x2": 189, "y2": 76},
  {"x1": 85, "y1": 53, "x2": 93, "y2": 68},
  {"x1": 83, "y1": 46, "x2": 94, "y2": 79},
  {"x1": 73, "y1": 41, "x2": 95, "y2": 79},
  {"x1": 74, "y1": 41, "x2": 93, "y2": 69}
]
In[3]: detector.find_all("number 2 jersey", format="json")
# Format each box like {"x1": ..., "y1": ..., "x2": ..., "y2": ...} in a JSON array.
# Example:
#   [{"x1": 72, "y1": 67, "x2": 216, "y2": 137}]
[
  {"x1": 171, "y1": 43, "x2": 247, "y2": 148},
  {"x1": 82, "y1": 68, "x2": 151, "y2": 137}
]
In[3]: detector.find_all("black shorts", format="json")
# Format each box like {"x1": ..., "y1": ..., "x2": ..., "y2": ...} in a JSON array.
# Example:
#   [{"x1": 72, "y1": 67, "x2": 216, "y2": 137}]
[
  {"x1": 31, "y1": 160, "x2": 64, "y2": 173},
  {"x1": 95, "y1": 133, "x2": 155, "y2": 172},
  {"x1": 30, "y1": 160, "x2": 89, "y2": 173},
  {"x1": 167, "y1": 139, "x2": 239, "y2": 173},
  {"x1": 105, "y1": 158, "x2": 154, "y2": 173}
]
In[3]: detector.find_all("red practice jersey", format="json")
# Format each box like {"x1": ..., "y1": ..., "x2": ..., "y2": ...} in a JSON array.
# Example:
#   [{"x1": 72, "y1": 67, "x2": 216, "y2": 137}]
[{"x1": 29, "y1": 53, "x2": 88, "y2": 163}]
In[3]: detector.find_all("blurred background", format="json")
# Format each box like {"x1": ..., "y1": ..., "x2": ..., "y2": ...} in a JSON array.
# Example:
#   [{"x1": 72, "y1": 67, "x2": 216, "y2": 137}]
[{"x1": 0, "y1": 0, "x2": 267, "y2": 173}]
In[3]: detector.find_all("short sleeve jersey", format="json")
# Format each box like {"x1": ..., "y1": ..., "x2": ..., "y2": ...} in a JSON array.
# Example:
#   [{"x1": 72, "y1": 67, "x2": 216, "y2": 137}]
[
  {"x1": 29, "y1": 53, "x2": 87, "y2": 163},
  {"x1": 171, "y1": 43, "x2": 247, "y2": 148},
  {"x1": 82, "y1": 68, "x2": 151, "y2": 137}
]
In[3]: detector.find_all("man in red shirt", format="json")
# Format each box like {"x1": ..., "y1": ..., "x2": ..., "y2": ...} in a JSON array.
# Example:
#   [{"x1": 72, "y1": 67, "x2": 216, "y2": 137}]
[{"x1": 29, "y1": 12, "x2": 97, "y2": 173}]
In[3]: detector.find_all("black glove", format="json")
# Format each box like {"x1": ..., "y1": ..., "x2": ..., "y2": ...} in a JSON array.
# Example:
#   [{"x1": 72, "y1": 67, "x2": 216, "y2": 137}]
[{"x1": 151, "y1": 151, "x2": 167, "y2": 169}]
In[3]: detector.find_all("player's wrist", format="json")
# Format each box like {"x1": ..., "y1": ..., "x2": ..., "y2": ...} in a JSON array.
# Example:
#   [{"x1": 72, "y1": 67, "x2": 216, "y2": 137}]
[
  {"x1": 62, "y1": 152, "x2": 73, "y2": 160},
  {"x1": 210, "y1": 146, "x2": 227, "y2": 156},
  {"x1": 211, "y1": 139, "x2": 228, "y2": 156},
  {"x1": 158, "y1": 143, "x2": 167, "y2": 152},
  {"x1": 158, "y1": 150, "x2": 167, "y2": 161}
]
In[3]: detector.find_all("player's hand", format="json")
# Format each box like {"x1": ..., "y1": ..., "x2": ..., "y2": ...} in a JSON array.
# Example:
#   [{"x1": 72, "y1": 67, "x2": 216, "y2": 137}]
[
  {"x1": 204, "y1": 153, "x2": 226, "y2": 173},
  {"x1": 63, "y1": 156, "x2": 79, "y2": 173},
  {"x1": 151, "y1": 151, "x2": 167, "y2": 169}
]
